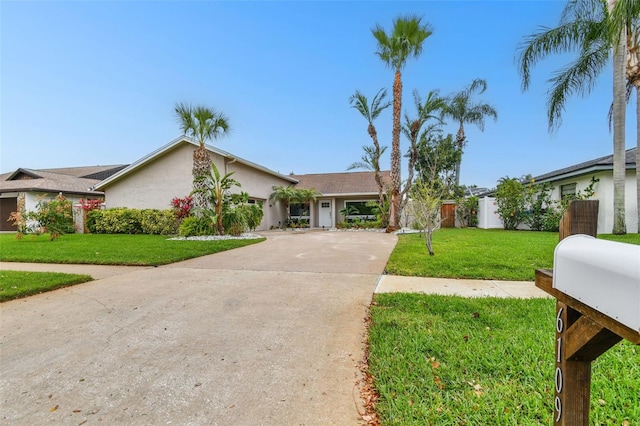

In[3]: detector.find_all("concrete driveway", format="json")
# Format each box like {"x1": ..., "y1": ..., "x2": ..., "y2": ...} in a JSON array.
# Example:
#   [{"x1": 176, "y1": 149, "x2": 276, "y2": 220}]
[{"x1": 0, "y1": 230, "x2": 397, "y2": 425}]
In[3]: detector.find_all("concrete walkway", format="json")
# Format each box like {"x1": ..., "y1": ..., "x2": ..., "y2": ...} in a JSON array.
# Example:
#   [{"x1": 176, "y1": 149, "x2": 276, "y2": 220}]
[{"x1": 0, "y1": 230, "x2": 549, "y2": 425}]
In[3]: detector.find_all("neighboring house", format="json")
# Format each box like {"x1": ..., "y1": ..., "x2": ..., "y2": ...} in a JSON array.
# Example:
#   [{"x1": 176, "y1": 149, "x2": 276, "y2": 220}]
[
  {"x1": 291, "y1": 171, "x2": 391, "y2": 228},
  {"x1": 0, "y1": 165, "x2": 126, "y2": 232},
  {"x1": 477, "y1": 148, "x2": 638, "y2": 233},
  {"x1": 93, "y1": 137, "x2": 298, "y2": 231}
]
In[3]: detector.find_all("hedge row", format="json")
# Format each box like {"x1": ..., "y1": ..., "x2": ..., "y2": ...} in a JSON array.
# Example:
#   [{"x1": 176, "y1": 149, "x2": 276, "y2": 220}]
[{"x1": 87, "y1": 208, "x2": 178, "y2": 235}]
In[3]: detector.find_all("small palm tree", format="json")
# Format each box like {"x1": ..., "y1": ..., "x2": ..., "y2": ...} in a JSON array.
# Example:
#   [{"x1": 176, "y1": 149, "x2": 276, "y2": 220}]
[
  {"x1": 441, "y1": 79, "x2": 497, "y2": 188},
  {"x1": 175, "y1": 102, "x2": 230, "y2": 211},
  {"x1": 372, "y1": 15, "x2": 433, "y2": 229},
  {"x1": 192, "y1": 162, "x2": 239, "y2": 235},
  {"x1": 270, "y1": 185, "x2": 300, "y2": 224},
  {"x1": 347, "y1": 145, "x2": 389, "y2": 205}
]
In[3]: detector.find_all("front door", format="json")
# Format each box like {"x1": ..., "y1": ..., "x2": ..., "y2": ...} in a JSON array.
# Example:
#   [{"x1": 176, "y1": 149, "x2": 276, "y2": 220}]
[{"x1": 319, "y1": 200, "x2": 332, "y2": 228}]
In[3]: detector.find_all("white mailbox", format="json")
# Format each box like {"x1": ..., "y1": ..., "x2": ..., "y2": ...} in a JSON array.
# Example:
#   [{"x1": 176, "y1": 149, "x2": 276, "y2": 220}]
[{"x1": 553, "y1": 234, "x2": 640, "y2": 332}]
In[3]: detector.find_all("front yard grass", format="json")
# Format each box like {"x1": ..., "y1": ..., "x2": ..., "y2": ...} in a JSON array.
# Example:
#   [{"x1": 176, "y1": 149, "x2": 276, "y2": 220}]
[
  {"x1": 368, "y1": 294, "x2": 640, "y2": 425},
  {"x1": 0, "y1": 270, "x2": 92, "y2": 302},
  {"x1": 0, "y1": 233, "x2": 265, "y2": 266},
  {"x1": 385, "y1": 228, "x2": 640, "y2": 281}
]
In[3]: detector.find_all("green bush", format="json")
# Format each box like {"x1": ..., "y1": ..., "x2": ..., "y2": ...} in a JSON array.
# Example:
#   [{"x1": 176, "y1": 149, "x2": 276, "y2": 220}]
[
  {"x1": 222, "y1": 208, "x2": 248, "y2": 236},
  {"x1": 26, "y1": 194, "x2": 75, "y2": 240},
  {"x1": 140, "y1": 209, "x2": 179, "y2": 235},
  {"x1": 494, "y1": 177, "x2": 526, "y2": 230},
  {"x1": 89, "y1": 208, "x2": 177, "y2": 235},
  {"x1": 455, "y1": 196, "x2": 478, "y2": 227},
  {"x1": 241, "y1": 203, "x2": 264, "y2": 231},
  {"x1": 178, "y1": 216, "x2": 215, "y2": 237}
]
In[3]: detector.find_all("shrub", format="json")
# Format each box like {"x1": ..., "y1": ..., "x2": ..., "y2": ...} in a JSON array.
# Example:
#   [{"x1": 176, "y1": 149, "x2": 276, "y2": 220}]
[
  {"x1": 89, "y1": 208, "x2": 177, "y2": 235},
  {"x1": 171, "y1": 196, "x2": 193, "y2": 219},
  {"x1": 178, "y1": 216, "x2": 214, "y2": 237},
  {"x1": 239, "y1": 203, "x2": 264, "y2": 231},
  {"x1": 30, "y1": 194, "x2": 75, "y2": 240},
  {"x1": 140, "y1": 209, "x2": 179, "y2": 235},
  {"x1": 494, "y1": 177, "x2": 526, "y2": 230},
  {"x1": 222, "y1": 208, "x2": 248, "y2": 236},
  {"x1": 455, "y1": 196, "x2": 478, "y2": 228}
]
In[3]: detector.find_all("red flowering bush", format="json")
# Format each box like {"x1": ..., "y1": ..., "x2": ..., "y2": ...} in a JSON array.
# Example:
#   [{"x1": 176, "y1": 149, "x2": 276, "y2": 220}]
[{"x1": 171, "y1": 196, "x2": 193, "y2": 219}]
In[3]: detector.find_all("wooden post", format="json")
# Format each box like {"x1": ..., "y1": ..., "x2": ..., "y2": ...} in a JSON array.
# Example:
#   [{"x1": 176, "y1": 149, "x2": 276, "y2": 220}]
[
  {"x1": 535, "y1": 199, "x2": 640, "y2": 425},
  {"x1": 558, "y1": 200, "x2": 599, "y2": 241}
]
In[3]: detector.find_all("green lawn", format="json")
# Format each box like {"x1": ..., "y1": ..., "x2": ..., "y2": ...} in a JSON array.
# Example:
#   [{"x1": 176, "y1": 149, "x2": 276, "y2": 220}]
[
  {"x1": 0, "y1": 233, "x2": 264, "y2": 266},
  {"x1": 386, "y1": 228, "x2": 640, "y2": 281},
  {"x1": 369, "y1": 294, "x2": 640, "y2": 425},
  {"x1": 0, "y1": 270, "x2": 92, "y2": 302}
]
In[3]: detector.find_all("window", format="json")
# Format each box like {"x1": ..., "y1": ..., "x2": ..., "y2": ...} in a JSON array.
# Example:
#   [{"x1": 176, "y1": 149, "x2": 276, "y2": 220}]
[
  {"x1": 289, "y1": 203, "x2": 309, "y2": 218},
  {"x1": 321, "y1": 202, "x2": 330, "y2": 208},
  {"x1": 561, "y1": 183, "x2": 577, "y2": 200},
  {"x1": 343, "y1": 200, "x2": 377, "y2": 221}
]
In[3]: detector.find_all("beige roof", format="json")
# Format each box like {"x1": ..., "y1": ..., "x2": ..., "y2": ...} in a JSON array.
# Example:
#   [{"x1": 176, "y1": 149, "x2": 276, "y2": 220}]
[
  {"x1": 0, "y1": 165, "x2": 126, "y2": 196},
  {"x1": 291, "y1": 171, "x2": 391, "y2": 196}
]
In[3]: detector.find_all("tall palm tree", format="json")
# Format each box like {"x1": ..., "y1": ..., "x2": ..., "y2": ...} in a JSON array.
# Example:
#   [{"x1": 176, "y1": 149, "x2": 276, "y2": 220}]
[
  {"x1": 516, "y1": 0, "x2": 632, "y2": 234},
  {"x1": 175, "y1": 102, "x2": 230, "y2": 211},
  {"x1": 349, "y1": 89, "x2": 391, "y2": 206},
  {"x1": 401, "y1": 89, "x2": 447, "y2": 209},
  {"x1": 441, "y1": 79, "x2": 497, "y2": 188},
  {"x1": 372, "y1": 15, "x2": 433, "y2": 230}
]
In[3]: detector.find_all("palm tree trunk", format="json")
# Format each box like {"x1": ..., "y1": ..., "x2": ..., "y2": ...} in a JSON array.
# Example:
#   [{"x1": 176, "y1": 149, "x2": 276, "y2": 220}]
[
  {"x1": 389, "y1": 69, "x2": 403, "y2": 230},
  {"x1": 368, "y1": 124, "x2": 385, "y2": 207},
  {"x1": 613, "y1": 12, "x2": 627, "y2": 235},
  {"x1": 193, "y1": 145, "x2": 213, "y2": 213},
  {"x1": 454, "y1": 125, "x2": 465, "y2": 188},
  {"x1": 637, "y1": 88, "x2": 640, "y2": 232}
]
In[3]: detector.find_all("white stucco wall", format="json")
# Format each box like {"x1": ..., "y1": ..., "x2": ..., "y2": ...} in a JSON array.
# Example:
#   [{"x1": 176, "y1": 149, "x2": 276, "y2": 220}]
[
  {"x1": 479, "y1": 171, "x2": 638, "y2": 234},
  {"x1": 102, "y1": 142, "x2": 294, "y2": 230}
]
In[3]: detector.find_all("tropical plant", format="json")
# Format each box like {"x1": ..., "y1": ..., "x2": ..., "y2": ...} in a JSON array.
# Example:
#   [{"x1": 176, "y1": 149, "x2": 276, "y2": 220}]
[
  {"x1": 349, "y1": 88, "x2": 391, "y2": 206},
  {"x1": 441, "y1": 79, "x2": 497, "y2": 187},
  {"x1": 192, "y1": 162, "x2": 240, "y2": 235},
  {"x1": 372, "y1": 15, "x2": 433, "y2": 230},
  {"x1": 171, "y1": 196, "x2": 193, "y2": 219},
  {"x1": 516, "y1": 0, "x2": 635, "y2": 234},
  {"x1": 400, "y1": 89, "x2": 447, "y2": 211},
  {"x1": 174, "y1": 102, "x2": 230, "y2": 212},
  {"x1": 269, "y1": 185, "x2": 300, "y2": 224}
]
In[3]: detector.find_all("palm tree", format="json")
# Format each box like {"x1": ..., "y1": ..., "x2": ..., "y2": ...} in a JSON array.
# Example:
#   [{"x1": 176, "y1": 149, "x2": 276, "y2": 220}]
[
  {"x1": 297, "y1": 188, "x2": 322, "y2": 226},
  {"x1": 349, "y1": 89, "x2": 391, "y2": 206},
  {"x1": 441, "y1": 79, "x2": 497, "y2": 188},
  {"x1": 516, "y1": 0, "x2": 631, "y2": 234},
  {"x1": 347, "y1": 145, "x2": 389, "y2": 205},
  {"x1": 269, "y1": 185, "x2": 300, "y2": 225},
  {"x1": 372, "y1": 15, "x2": 433, "y2": 230},
  {"x1": 401, "y1": 89, "x2": 447, "y2": 210},
  {"x1": 175, "y1": 102, "x2": 230, "y2": 211},
  {"x1": 192, "y1": 162, "x2": 240, "y2": 235}
]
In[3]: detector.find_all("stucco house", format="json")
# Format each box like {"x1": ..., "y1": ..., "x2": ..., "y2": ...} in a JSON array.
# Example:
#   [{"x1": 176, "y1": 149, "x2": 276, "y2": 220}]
[
  {"x1": 290, "y1": 171, "x2": 391, "y2": 228},
  {"x1": 478, "y1": 148, "x2": 638, "y2": 233},
  {"x1": 0, "y1": 165, "x2": 126, "y2": 231},
  {"x1": 2, "y1": 137, "x2": 392, "y2": 232},
  {"x1": 92, "y1": 137, "x2": 297, "y2": 231}
]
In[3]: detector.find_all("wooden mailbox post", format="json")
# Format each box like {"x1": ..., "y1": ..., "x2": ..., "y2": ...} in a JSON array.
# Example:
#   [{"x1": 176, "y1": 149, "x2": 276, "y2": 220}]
[{"x1": 535, "y1": 200, "x2": 640, "y2": 425}]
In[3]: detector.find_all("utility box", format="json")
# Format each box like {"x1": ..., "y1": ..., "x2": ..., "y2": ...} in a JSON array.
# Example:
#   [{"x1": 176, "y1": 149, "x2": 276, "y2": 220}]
[{"x1": 553, "y1": 234, "x2": 640, "y2": 332}]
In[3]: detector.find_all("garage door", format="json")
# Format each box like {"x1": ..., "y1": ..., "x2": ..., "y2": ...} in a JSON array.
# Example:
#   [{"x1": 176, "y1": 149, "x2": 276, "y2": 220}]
[{"x1": 0, "y1": 198, "x2": 18, "y2": 231}]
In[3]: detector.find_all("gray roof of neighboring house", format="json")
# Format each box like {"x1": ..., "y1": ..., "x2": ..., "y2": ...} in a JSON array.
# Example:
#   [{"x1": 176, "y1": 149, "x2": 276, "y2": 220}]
[
  {"x1": 93, "y1": 136, "x2": 298, "y2": 190},
  {"x1": 533, "y1": 147, "x2": 636, "y2": 183},
  {"x1": 0, "y1": 165, "x2": 127, "y2": 196},
  {"x1": 291, "y1": 171, "x2": 391, "y2": 196}
]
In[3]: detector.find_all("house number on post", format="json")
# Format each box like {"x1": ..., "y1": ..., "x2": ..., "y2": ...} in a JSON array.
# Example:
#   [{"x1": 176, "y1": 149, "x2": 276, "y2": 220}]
[{"x1": 555, "y1": 304, "x2": 564, "y2": 423}]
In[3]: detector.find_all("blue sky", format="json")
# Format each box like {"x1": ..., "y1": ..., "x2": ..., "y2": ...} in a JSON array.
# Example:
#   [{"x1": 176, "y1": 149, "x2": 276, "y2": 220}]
[{"x1": 1, "y1": 0, "x2": 635, "y2": 189}]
